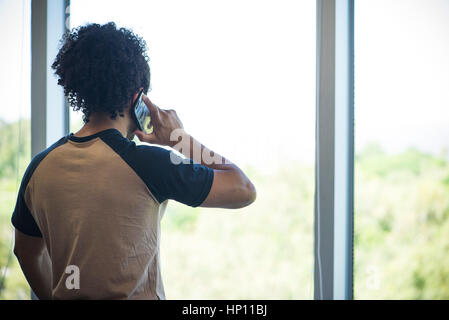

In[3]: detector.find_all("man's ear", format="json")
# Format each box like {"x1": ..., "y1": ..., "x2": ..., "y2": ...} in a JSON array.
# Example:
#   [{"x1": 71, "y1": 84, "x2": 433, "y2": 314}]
[
  {"x1": 132, "y1": 88, "x2": 142, "y2": 104},
  {"x1": 129, "y1": 87, "x2": 144, "y2": 107},
  {"x1": 125, "y1": 87, "x2": 144, "y2": 113}
]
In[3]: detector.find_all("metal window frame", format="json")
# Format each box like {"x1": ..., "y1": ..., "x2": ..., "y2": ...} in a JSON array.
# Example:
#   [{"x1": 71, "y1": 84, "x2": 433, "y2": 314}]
[
  {"x1": 30, "y1": 0, "x2": 355, "y2": 300},
  {"x1": 314, "y1": 0, "x2": 354, "y2": 300},
  {"x1": 30, "y1": 0, "x2": 69, "y2": 300},
  {"x1": 31, "y1": 0, "x2": 69, "y2": 158}
]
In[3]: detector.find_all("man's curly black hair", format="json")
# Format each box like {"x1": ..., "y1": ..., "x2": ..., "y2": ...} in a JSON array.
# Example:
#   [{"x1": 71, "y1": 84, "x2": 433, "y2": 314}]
[{"x1": 52, "y1": 22, "x2": 150, "y2": 123}]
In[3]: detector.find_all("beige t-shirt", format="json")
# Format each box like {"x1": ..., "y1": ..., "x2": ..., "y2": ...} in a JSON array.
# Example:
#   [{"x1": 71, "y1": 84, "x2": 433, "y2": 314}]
[{"x1": 12, "y1": 128, "x2": 214, "y2": 299}]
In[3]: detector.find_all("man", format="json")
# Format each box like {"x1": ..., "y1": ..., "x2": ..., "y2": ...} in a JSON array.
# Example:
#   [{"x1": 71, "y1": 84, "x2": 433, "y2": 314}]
[{"x1": 11, "y1": 22, "x2": 256, "y2": 300}]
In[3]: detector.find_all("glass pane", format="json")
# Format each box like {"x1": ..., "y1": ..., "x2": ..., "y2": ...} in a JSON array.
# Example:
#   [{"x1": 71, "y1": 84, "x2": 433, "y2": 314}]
[
  {"x1": 354, "y1": 0, "x2": 449, "y2": 299},
  {"x1": 70, "y1": 0, "x2": 315, "y2": 298},
  {"x1": 0, "y1": 0, "x2": 31, "y2": 299}
]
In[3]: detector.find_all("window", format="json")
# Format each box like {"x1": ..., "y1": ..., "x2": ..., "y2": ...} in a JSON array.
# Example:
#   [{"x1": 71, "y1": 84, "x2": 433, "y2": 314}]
[
  {"x1": 354, "y1": 0, "x2": 449, "y2": 299},
  {"x1": 10, "y1": 0, "x2": 448, "y2": 300},
  {"x1": 0, "y1": 0, "x2": 31, "y2": 300},
  {"x1": 70, "y1": 0, "x2": 316, "y2": 298}
]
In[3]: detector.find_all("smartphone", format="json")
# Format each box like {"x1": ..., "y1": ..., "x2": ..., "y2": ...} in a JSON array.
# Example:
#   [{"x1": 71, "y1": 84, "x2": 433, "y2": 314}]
[{"x1": 132, "y1": 90, "x2": 152, "y2": 134}]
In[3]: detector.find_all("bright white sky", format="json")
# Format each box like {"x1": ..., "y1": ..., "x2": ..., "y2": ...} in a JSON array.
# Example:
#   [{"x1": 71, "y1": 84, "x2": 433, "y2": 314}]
[
  {"x1": 69, "y1": 0, "x2": 317, "y2": 167},
  {"x1": 355, "y1": 0, "x2": 449, "y2": 157},
  {"x1": 0, "y1": 0, "x2": 30, "y2": 122},
  {"x1": 0, "y1": 0, "x2": 448, "y2": 167}
]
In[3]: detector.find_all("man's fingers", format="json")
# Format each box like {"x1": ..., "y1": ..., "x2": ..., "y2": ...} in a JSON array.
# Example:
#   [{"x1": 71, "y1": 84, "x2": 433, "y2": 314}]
[
  {"x1": 143, "y1": 95, "x2": 160, "y2": 120},
  {"x1": 134, "y1": 130, "x2": 157, "y2": 144},
  {"x1": 134, "y1": 130, "x2": 144, "y2": 141},
  {"x1": 145, "y1": 133, "x2": 158, "y2": 144}
]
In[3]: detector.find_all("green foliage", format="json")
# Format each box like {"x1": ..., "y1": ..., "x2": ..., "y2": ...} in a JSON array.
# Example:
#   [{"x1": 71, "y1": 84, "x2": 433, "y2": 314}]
[
  {"x1": 357, "y1": 142, "x2": 446, "y2": 177},
  {"x1": 0, "y1": 119, "x2": 30, "y2": 179},
  {"x1": 160, "y1": 163, "x2": 315, "y2": 299},
  {"x1": 354, "y1": 144, "x2": 449, "y2": 299},
  {"x1": 162, "y1": 202, "x2": 200, "y2": 233},
  {"x1": 0, "y1": 119, "x2": 31, "y2": 299}
]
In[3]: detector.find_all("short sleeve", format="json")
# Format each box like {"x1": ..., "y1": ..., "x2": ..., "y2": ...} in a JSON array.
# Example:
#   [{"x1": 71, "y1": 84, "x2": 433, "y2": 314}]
[
  {"x1": 134, "y1": 146, "x2": 214, "y2": 207},
  {"x1": 9, "y1": 137, "x2": 67, "y2": 238},
  {"x1": 11, "y1": 175, "x2": 43, "y2": 238}
]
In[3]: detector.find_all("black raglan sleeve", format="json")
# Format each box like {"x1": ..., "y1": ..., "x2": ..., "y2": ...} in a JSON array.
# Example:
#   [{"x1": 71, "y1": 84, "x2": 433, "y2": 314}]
[
  {"x1": 11, "y1": 136, "x2": 67, "y2": 237},
  {"x1": 132, "y1": 145, "x2": 214, "y2": 207},
  {"x1": 11, "y1": 159, "x2": 43, "y2": 238}
]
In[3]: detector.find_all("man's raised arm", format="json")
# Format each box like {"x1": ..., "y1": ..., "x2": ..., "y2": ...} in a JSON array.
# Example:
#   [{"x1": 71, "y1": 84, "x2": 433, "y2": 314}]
[{"x1": 134, "y1": 95, "x2": 256, "y2": 209}]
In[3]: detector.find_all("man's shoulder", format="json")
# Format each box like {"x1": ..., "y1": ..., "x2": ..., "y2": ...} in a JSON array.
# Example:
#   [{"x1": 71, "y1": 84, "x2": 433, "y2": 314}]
[
  {"x1": 34, "y1": 136, "x2": 68, "y2": 160},
  {"x1": 24, "y1": 136, "x2": 69, "y2": 183},
  {"x1": 99, "y1": 131, "x2": 173, "y2": 161}
]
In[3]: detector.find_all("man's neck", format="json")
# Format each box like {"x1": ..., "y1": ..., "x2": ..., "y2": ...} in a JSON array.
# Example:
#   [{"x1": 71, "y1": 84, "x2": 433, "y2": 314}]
[{"x1": 74, "y1": 113, "x2": 130, "y2": 138}]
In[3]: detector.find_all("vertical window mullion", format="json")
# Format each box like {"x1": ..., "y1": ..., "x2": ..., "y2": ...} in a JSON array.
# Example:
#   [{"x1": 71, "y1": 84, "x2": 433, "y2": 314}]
[
  {"x1": 30, "y1": 0, "x2": 68, "y2": 300},
  {"x1": 314, "y1": 0, "x2": 354, "y2": 300}
]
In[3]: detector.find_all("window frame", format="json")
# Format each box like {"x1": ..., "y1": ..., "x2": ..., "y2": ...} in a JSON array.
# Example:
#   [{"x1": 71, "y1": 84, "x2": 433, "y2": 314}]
[
  {"x1": 314, "y1": 0, "x2": 354, "y2": 300},
  {"x1": 30, "y1": 0, "x2": 69, "y2": 300}
]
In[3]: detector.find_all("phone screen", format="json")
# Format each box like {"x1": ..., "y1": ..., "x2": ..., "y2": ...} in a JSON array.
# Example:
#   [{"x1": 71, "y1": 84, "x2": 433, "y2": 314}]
[{"x1": 133, "y1": 91, "x2": 152, "y2": 133}]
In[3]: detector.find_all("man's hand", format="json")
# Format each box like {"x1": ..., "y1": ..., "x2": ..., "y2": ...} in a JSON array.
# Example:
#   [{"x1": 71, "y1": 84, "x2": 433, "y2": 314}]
[{"x1": 134, "y1": 95, "x2": 184, "y2": 147}]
